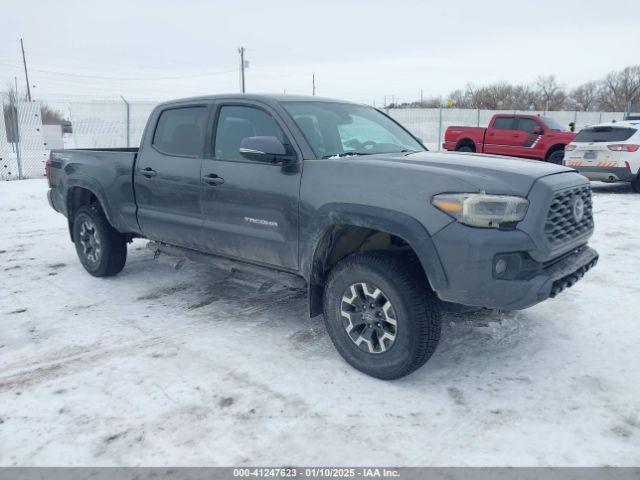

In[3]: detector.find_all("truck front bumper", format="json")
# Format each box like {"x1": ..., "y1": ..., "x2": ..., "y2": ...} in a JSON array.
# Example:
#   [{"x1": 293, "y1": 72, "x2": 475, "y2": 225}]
[{"x1": 430, "y1": 222, "x2": 598, "y2": 310}]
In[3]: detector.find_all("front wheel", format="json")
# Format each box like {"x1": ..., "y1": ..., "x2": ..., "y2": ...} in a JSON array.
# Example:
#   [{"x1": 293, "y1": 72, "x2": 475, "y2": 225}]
[
  {"x1": 322, "y1": 252, "x2": 441, "y2": 380},
  {"x1": 456, "y1": 145, "x2": 474, "y2": 152},
  {"x1": 73, "y1": 205, "x2": 127, "y2": 277},
  {"x1": 547, "y1": 150, "x2": 565, "y2": 165}
]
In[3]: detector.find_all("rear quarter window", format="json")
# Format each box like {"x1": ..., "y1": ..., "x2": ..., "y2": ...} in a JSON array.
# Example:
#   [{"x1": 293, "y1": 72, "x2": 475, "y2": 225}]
[
  {"x1": 574, "y1": 126, "x2": 637, "y2": 143},
  {"x1": 153, "y1": 106, "x2": 208, "y2": 156}
]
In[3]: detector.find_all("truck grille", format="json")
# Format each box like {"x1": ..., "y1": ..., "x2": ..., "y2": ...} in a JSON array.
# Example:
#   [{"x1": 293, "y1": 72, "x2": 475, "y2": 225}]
[{"x1": 544, "y1": 185, "x2": 593, "y2": 247}]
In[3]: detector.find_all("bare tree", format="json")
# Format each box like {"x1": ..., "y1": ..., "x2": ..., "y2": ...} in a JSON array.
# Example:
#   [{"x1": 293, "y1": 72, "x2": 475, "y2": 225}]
[
  {"x1": 40, "y1": 104, "x2": 68, "y2": 125},
  {"x1": 535, "y1": 75, "x2": 566, "y2": 111},
  {"x1": 598, "y1": 65, "x2": 640, "y2": 112},
  {"x1": 2, "y1": 83, "x2": 20, "y2": 143},
  {"x1": 568, "y1": 81, "x2": 599, "y2": 111}
]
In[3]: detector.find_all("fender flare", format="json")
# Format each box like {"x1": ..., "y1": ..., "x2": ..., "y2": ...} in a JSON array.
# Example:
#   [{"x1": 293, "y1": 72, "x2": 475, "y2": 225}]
[
  {"x1": 455, "y1": 138, "x2": 477, "y2": 151},
  {"x1": 301, "y1": 203, "x2": 448, "y2": 317},
  {"x1": 64, "y1": 177, "x2": 114, "y2": 238},
  {"x1": 545, "y1": 143, "x2": 566, "y2": 160}
]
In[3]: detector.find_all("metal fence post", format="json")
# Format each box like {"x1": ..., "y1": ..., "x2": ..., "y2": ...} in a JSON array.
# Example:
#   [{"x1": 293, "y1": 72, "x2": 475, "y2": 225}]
[
  {"x1": 121, "y1": 95, "x2": 130, "y2": 148},
  {"x1": 438, "y1": 104, "x2": 443, "y2": 151},
  {"x1": 477, "y1": 108, "x2": 480, "y2": 127}
]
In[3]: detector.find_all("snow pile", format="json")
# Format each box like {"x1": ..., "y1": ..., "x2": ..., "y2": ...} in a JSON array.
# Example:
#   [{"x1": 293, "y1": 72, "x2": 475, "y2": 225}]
[{"x1": 0, "y1": 179, "x2": 639, "y2": 466}]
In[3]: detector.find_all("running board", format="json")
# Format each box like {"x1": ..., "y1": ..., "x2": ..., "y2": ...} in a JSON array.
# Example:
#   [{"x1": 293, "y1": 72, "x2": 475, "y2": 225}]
[{"x1": 146, "y1": 241, "x2": 307, "y2": 290}]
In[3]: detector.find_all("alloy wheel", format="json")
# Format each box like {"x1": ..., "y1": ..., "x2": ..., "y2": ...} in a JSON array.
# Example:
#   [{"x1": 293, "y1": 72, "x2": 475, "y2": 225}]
[
  {"x1": 340, "y1": 282, "x2": 398, "y2": 354},
  {"x1": 78, "y1": 219, "x2": 101, "y2": 265}
]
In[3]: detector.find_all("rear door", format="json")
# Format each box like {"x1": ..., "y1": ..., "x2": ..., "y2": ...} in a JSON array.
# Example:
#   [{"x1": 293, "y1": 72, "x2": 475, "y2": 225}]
[
  {"x1": 199, "y1": 101, "x2": 302, "y2": 270},
  {"x1": 135, "y1": 104, "x2": 209, "y2": 249},
  {"x1": 484, "y1": 116, "x2": 520, "y2": 156}
]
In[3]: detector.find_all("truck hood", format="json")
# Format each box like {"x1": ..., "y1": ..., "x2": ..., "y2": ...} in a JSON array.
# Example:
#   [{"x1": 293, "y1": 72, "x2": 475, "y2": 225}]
[{"x1": 359, "y1": 151, "x2": 575, "y2": 195}]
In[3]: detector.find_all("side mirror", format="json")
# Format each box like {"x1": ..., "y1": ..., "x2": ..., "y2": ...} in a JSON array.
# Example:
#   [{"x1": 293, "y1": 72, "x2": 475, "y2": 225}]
[
  {"x1": 240, "y1": 136, "x2": 289, "y2": 163},
  {"x1": 532, "y1": 125, "x2": 544, "y2": 135}
]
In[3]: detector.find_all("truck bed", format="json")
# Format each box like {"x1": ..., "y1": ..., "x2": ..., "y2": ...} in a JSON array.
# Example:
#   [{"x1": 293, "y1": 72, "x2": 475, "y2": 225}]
[
  {"x1": 443, "y1": 126, "x2": 486, "y2": 151},
  {"x1": 48, "y1": 148, "x2": 141, "y2": 236}
]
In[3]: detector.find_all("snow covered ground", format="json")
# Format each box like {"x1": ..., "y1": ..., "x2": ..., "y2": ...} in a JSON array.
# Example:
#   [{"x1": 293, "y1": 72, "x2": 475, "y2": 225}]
[{"x1": 1, "y1": 179, "x2": 639, "y2": 466}]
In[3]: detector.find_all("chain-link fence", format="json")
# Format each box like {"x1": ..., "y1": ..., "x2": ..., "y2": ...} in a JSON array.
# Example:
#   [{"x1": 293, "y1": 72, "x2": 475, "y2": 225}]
[
  {"x1": 0, "y1": 98, "x2": 628, "y2": 181},
  {"x1": 0, "y1": 98, "x2": 159, "y2": 181}
]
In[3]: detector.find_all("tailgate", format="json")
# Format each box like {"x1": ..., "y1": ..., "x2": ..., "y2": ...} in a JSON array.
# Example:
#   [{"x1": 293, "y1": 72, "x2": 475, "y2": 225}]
[{"x1": 564, "y1": 143, "x2": 620, "y2": 168}]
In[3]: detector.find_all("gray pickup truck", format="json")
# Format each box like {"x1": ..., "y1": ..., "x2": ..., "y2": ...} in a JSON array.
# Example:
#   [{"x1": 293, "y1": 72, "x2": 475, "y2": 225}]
[{"x1": 46, "y1": 94, "x2": 598, "y2": 379}]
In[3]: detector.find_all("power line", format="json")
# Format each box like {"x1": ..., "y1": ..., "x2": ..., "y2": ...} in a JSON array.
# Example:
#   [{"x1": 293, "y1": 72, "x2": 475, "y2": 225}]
[{"x1": 0, "y1": 61, "x2": 237, "y2": 81}]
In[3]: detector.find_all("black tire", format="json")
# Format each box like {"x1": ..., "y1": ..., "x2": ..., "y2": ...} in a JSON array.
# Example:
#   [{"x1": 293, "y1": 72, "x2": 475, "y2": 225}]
[
  {"x1": 547, "y1": 149, "x2": 565, "y2": 165},
  {"x1": 631, "y1": 175, "x2": 640, "y2": 193},
  {"x1": 72, "y1": 204, "x2": 127, "y2": 277},
  {"x1": 456, "y1": 145, "x2": 474, "y2": 152},
  {"x1": 322, "y1": 251, "x2": 441, "y2": 380}
]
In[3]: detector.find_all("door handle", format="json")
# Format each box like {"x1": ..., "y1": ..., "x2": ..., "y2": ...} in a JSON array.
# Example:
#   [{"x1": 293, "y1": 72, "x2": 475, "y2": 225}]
[
  {"x1": 202, "y1": 173, "x2": 225, "y2": 186},
  {"x1": 141, "y1": 167, "x2": 157, "y2": 178}
]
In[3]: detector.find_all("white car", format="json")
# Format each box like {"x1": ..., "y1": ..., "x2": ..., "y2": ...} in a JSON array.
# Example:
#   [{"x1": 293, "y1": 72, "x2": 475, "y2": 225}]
[{"x1": 564, "y1": 120, "x2": 640, "y2": 192}]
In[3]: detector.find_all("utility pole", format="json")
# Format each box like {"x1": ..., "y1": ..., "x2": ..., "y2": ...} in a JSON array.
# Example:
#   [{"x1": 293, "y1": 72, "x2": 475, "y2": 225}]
[
  {"x1": 312, "y1": 74, "x2": 316, "y2": 96},
  {"x1": 420, "y1": 89, "x2": 423, "y2": 105},
  {"x1": 238, "y1": 47, "x2": 246, "y2": 93},
  {"x1": 20, "y1": 38, "x2": 32, "y2": 101}
]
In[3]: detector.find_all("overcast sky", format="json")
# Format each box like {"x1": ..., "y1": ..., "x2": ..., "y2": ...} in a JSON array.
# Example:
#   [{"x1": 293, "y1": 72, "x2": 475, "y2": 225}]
[{"x1": 1, "y1": 0, "x2": 639, "y2": 104}]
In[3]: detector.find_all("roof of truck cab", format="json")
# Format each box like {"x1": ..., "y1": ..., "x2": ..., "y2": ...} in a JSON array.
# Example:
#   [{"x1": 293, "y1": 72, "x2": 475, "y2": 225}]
[{"x1": 158, "y1": 93, "x2": 361, "y2": 107}]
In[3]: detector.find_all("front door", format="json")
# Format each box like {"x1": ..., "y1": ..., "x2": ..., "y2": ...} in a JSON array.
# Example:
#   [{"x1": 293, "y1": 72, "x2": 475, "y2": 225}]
[
  {"x1": 484, "y1": 115, "x2": 520, "y2": 156},
  {"x1": 135, "y1": 104, "x2": 209, "y2": 249},
  {"x1": 200, "y1": 102, "x2": 302, "y2": 270}
]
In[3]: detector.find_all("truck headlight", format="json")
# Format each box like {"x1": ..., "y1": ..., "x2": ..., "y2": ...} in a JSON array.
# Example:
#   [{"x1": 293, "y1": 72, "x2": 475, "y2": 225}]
[{"x1": 432, "y1": 193, "x2": 529, "y2": 229}]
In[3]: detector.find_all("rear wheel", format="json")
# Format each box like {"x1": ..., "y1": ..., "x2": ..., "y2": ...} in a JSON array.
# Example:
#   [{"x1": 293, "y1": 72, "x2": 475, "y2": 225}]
[
  {"x1": 547, "y1": 149, "x2": 565, "y2": 165},
  {"x1": 322, "y1": 252, "x2": 441, "y2": 380},
  {"x1": 632, "y1": 175, "x2": 640, "y2": 193},
  {"x1": 73, "y1": 205, "x2": 127, "y2": 277}
]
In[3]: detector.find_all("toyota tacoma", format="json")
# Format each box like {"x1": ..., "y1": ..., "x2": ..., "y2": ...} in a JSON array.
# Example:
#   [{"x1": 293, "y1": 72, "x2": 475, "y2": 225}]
[{"x1": 46, "y1": 94, "x2": 598, "y2": 379}]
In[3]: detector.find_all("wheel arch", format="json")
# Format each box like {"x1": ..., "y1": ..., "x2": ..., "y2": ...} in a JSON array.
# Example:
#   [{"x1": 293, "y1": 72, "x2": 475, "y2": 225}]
[
  {"x1": 302, "y1": 204, "x2": 448, "y2": 317},
  {"x1": 545, "y1": 143, "x2": 566, "y2": 162},
  {"x1": 455, "y1": 138, "x2": 476, "y2": 151},
  {"x1": 65, "y1": 181, "x2": 112, "y2": 242}
]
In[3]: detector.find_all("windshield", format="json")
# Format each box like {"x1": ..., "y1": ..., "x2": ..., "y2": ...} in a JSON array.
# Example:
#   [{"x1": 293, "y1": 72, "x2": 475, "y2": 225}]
[
  {"x1": 282, "y1": 101, "x2": 425, "y2": 158},
  {"x1": 540, "y1": 116, "x2": 568, "y2": 132}
]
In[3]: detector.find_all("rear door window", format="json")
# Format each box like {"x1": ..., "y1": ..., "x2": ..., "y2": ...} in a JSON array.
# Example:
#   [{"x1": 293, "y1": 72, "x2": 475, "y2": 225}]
[
  {"x1": 152, "y1": 107, "x2": 208, "y2": 156},
  {"x1": 492, "y1": 117, "x2": 515, "y2": 130},
  {"x1": 574, "y1": 126, "x2": 637, "y2": 143}
]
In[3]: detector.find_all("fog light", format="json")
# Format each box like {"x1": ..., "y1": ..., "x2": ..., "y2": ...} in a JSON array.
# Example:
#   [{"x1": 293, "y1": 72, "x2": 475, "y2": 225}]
[
  {"x1": 494, "y1": 258, "x2": 508, "y2": 276},
  {"x1": 493, "y1": 253, "x2": 523, "y2": 279}
]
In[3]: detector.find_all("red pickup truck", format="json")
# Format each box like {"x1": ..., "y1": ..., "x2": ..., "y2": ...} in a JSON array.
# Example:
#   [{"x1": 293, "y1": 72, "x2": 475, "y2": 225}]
[{"x1": 443, "y1": 114, "x2": 575, "y2": 164}]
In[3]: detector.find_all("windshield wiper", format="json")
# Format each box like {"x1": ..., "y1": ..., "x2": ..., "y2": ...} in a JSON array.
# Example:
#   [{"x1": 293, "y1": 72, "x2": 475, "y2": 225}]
[{"x1": 321, "y1": 152, "x2": 373, "y2": 159}]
